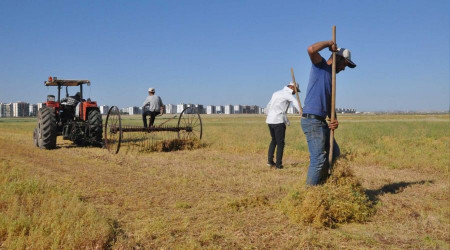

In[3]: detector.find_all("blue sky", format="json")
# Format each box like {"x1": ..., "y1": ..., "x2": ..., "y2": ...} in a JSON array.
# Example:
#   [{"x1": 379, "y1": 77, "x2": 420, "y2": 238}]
[{"x1": 0, "y1": 0, "x2": 448, "y2": 111}]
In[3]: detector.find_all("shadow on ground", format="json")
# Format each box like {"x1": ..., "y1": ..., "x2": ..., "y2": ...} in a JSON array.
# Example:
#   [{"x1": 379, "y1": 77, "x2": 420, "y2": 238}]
[{"x1": 366, "y1": 180, "x2": 434, "y2": 202}]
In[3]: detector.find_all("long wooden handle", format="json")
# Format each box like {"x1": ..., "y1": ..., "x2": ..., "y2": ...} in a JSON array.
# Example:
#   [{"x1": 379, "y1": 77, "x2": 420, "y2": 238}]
[
  {"x1": 290, "y1": 68, "x2": 303, "y2": 116},
  {"x1": 328, "y1": 25, "x2": 337, "y2": 167}
]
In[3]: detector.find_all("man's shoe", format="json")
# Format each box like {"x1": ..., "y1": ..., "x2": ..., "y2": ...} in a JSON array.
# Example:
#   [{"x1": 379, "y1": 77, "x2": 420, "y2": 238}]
[
  {"x1": 267, "y1": 162, "x2": 276, "y2": 168},
  {"x1": 276, "y1": 165, "x2": 284, "y2": 169}
]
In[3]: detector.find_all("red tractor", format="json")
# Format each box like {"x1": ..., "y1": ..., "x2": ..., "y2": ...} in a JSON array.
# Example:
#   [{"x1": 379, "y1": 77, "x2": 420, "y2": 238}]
[{"x1": 33, "y1": 77, "x2": 103, "y2": 149}]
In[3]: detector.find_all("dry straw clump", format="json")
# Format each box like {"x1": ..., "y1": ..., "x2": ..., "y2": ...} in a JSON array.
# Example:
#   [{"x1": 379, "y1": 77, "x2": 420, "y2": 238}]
[
  {"x1": 148, "y1": 138, "x2": 206, "y2": 152},
  {"x1": 282, "y1": 160, "x2": 375, "y2": 228},
  {"x1": 228, "y1": 195, "x2": 269, "y2": 211}
]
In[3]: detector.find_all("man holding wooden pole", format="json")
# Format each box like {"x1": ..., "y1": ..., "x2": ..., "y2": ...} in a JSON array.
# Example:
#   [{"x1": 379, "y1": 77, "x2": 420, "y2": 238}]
[
  {"x1": 301, "y1": 26, "x2": 356, "y2": 185},
  {"x1": 265, "y1": 82, "x2": 301, "y2": 169}
]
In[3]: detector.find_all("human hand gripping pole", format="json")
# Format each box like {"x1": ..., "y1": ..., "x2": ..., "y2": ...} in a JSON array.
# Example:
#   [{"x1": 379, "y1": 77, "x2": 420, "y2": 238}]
[
  {"x1": 290, "y1": 68, "x2": 303, "y2": 116},
  {"x1": 328, "y1": 25, "x2": 337, "y2": 169}
]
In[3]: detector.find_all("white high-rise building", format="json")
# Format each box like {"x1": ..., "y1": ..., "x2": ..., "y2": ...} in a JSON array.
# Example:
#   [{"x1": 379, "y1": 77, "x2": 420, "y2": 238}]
[
  {"x1": 215, "y1": 105, "x2": 224, "y2": 114},
  {"x1": 37, "y1": 103, "x2": 46, "y2": 111},
  {"x1": 12, "y1": 102, "x2": 29, "y2": 117},
  {"x1": 177, "y1": 104, "x2": 187, "y2": 113},
  {"x1": 233, "y1": 105, "x2": 242, "y2": 114},
  {"x1": 127, "y1": 106, "x2": 140, "y2": 115},
  {"x1": 165, "y1": 104, "x2": 177, "y2": 114},
  {"x1": 224, "y1": 105, "x2": 233, "y2": 114},
  {"x1": 29, "y1": 104, "x2": 38, "y2": 116},
  {"x1": 258, "y1": 107, "x2": 264, "y2": 114},
  {"x1": 99, "y1": 105, "x2": 110, "y2": 115},
  {"x1": 206, "y1": 105, "x2": 216, "y2": 114}
]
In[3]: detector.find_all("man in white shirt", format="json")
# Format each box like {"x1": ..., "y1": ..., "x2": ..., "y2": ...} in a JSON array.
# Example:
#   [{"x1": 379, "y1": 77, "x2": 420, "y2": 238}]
[
  {"x1": 142, "y1": 88, "x2": 164, "y2": 128},
  {"x1": 265, "y1": 82, "x2": 301, "y2": 169}
]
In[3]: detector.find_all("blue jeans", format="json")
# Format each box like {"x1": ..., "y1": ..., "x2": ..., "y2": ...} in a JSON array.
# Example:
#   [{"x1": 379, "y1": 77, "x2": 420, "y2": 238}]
[{"x1": 301, "y1": 117, "x2": 340, "y2": 186}]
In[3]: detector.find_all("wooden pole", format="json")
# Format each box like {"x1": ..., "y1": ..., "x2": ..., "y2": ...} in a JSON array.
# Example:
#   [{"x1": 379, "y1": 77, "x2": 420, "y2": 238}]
[
  {"x1": 290, "y1": 68, "x2": 303, "y2": 116},
  {"x1": 328, "y1": 25, "x2": 337, "y2": 167}
]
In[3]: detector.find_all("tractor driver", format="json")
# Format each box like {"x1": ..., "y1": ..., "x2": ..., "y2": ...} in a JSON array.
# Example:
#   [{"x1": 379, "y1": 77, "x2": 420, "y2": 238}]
[{"x1": 142, "y1": 88, "x2": 164, "y2": 128}]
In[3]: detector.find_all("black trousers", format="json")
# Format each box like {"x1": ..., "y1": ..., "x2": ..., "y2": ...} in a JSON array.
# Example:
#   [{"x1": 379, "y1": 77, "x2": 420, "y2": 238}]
[
  {"x1": 142, "y1": 111, "x2": 160, "y2": 128},
  {"x1": 268, "y1": 123, "x2": 286, "y2": 167}
]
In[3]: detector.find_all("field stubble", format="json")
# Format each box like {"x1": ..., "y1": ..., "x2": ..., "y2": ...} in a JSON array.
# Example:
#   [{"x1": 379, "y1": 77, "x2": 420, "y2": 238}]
[{"x1": 0, "y1": 114, "x2": 448, "y2": 248}]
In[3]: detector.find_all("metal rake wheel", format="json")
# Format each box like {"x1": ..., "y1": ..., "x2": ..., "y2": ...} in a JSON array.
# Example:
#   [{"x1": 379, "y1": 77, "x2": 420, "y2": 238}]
[
  {"x1": 104, "y1": 106, "x2": 122, "y2": 154},
  {"x1": 177, "y1": 107, "x2": 203, "y2": 140}
]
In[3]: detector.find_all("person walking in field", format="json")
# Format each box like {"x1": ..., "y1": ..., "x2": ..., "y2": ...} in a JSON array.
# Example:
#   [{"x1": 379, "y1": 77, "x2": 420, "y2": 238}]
[
  {"x1": 302, "y1": 40, "x2": 356, "y2": 185},
  {"x1": 266, "y1": 82, "x2": 301, "y2": 169},
  {"x1": 142, "y1": 87, "x2": 164, "y2": 128}
]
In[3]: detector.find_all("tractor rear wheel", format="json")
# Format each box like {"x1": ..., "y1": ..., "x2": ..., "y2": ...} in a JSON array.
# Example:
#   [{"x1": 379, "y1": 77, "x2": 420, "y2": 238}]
[
  {"x1": 88, "y1": 109, "x2": 103, "y2": 144},
  {"x1": 38, "y1": 107, "x2": 57, "y2": 149}
]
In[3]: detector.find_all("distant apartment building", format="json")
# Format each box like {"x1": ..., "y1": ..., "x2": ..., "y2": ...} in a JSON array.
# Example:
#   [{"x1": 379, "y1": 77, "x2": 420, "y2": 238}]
[
  {"x1": 29, "y1": 104, "x2": 38, "y2": 116},
  {"x1": 242, "y1": 105, "x2": 250, "y2": 114},
  {"x1": 177, "y1": 104, "x2": 187, "y2": 113},
  {"x1": 165, "y1": 104, "x2": 177, "y2": 114},
  {"x1": 37, "y1": 102, "x2": 46, "y2": 111},
  {"x1": 224, "y1": 105, "x2": 233, "y2": 114},
  {"x1": 242, "y1": 105, "x2": 260, "y2": 114},
  {"x1": 194, "y1": 104, "x2": 204, "y2": 114},
  {"x1": 127, "y1": 106, "x2": 140, "y2": 115},
  {"x1": 233, "y1": 105, "x2": 242, "y2": 114},
  {"x1": 259, "y1": 107, "x2": 265, "y2": 114},
  {"x1": 0, "y1": 103, "x2": 12, "y2": 117},
  {"x1": 206, "y1": 105, "x2": 216, "y2": 114},
  {"x1": 99, "y1": 105, "x2": 110, "y2": 115},
  {"x1": 336, "y1": 108, "x2": 356, "y2": 114},
  {"x1": 215, "y1": 105, "x2": 224, "y2": 114},
  {"x1": 12, "y1": 102, "x2": 29, "y2": 117}
]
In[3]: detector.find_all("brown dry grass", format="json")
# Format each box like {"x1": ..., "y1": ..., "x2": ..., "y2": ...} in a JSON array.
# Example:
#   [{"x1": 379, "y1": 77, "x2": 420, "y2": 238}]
[{"x1": 0, "y1": 114, "x2": 448, "y2": 248}]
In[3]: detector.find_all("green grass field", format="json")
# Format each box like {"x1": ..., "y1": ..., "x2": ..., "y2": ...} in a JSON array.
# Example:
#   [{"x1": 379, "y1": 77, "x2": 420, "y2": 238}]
[{"x1": 0, "y1": 114, "x2": 449, "y2": 248}]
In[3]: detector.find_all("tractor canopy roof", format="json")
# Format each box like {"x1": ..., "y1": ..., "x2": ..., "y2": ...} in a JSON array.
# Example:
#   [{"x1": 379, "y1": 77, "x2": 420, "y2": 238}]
[{"x1": 44, "y1": 77, "x2": 91, "y2": 86}]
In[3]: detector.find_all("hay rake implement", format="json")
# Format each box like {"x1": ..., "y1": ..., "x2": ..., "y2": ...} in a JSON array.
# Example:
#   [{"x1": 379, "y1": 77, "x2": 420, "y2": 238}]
[{"x1": 104, "y1": 106, "x2": 202, "y2": 154}]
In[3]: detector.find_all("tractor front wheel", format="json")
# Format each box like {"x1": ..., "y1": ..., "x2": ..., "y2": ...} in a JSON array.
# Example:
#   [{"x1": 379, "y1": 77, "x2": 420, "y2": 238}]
[{"x1": 38, "y1": 107, "x2": 57, "y2": 149}]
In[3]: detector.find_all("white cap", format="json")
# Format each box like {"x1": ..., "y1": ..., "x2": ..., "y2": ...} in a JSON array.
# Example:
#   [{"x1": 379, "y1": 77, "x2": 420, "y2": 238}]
[
  {"x1": 336, "y1": 48, "x2": 356, "y2": 68},
  {"x1": 148, "y1": 87, "x2": 155, "y2": 92},
  {"x1": 288, "y1": 82, "x2": 300, "y2": 92}
]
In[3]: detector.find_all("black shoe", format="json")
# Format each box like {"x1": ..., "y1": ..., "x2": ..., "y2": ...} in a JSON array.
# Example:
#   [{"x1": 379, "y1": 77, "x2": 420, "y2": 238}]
[{"x1": 275, "y1": 165, "x2": 284, "y2": 169}]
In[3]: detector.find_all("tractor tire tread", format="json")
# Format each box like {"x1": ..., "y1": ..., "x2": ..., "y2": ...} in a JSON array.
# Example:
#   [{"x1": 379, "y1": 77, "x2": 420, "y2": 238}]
[
  {"x1": 88, "y1": 109, "x2": 103, "y2": 143},
  {"x1": 39, "y1": 107, "x2": 57, "y2": 149}
]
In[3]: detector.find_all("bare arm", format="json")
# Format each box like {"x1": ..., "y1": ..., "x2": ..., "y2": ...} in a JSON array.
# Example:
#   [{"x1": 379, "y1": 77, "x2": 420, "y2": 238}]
[{"x1": 307, "y1": 40, "x2": 336, "y2": 64}]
